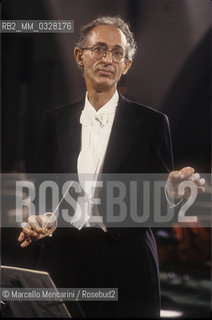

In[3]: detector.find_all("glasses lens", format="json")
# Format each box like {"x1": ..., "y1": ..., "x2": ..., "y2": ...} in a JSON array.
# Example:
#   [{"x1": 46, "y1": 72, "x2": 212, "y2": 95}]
[
  {"x1": 92, "y1": 46, "x2": 106, "y2": 59},
  {"x1": 112, "y1": 49, "x2": 124, "y2": 62},
  {"x1": 91, "y1": 46, "x2": 125, "y2": 62}
]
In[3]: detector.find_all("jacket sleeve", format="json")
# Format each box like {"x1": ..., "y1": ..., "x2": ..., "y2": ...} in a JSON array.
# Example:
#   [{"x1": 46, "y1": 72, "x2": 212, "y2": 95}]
[
  {"x1": 39, "y1": 110, "x2": 55, "y2": 173},
  {"x1": 157, "y1": 114, "x2": 174, "y2": 172},
  {"x1": 149, "y1": 114, "x2": 174, "y2": 174}
]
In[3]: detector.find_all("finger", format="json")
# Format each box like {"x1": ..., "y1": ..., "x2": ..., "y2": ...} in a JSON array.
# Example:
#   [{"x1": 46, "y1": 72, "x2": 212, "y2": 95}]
[
  {"x1": 179, "y1": 167, "x2": 194, "y2": 175},
  {"x1": 28, "y1": 216, "x2": 47, "y2": 235},
  {"x1": 168, "y1": 171, "x2": 180, "y2": 178},
  {"x1": 18, "y1": 231, "x2": 27, "y2": 242},
  {"x1": 22, "y1": 226, "x2": 35, "y2": 237},
  {"x1": 20, "y1": 237, "x2": 32, "y2": 247},
  {"x1": 20, "y1": 230, "x2": 44, "y2": 246},
  {"x1": 169, "y1": 170, "x2": 180, "y2": 176},
  {"x1": 179, "y1": 167, "x2": 194, "y2": 179},
  {"x1": 21, "y1": 226, "x2": 40, "y2": 241},
  {"x1": 18, "y1": 229, "x2": 38, "y2": 242},
  {"x1": 195, "y1": 178, "x2": 205, "y2": 186},
  {"x1": 191, "y1": 173, "x2": 200, "y2": 181},
  {"x1": 168, "y1": 171, "x2": 182, "y2": 183},
  {"x1": 18, "y1": 224, "x2": 33, "y2": 244},
  {"x1": 199, "y1": 178, "x2": 206, "y2": 185},
  {"x1": 197, "y1": 186, "x2": 205, "y2": 193}
]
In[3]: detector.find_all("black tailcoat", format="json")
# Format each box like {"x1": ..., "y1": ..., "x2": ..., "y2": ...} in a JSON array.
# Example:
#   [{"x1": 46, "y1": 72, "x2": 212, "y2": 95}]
[{"x1": 41, "y1": 94, "x2": 173, "y2": 318}]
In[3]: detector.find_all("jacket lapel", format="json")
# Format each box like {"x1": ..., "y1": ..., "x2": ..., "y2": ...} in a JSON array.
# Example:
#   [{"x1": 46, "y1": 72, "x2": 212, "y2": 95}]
[
  {"x1": 56, "y1": 98, "x2": 84, "y2": 173},
  {"x1": 102, "y1": 95, "x2": 145, "y2": 173}
]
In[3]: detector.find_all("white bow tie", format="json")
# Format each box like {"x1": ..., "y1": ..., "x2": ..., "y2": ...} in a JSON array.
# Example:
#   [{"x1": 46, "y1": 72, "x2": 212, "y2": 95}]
[{"x1": 80, "y1": 111, "x2": 109, "y2": 127}]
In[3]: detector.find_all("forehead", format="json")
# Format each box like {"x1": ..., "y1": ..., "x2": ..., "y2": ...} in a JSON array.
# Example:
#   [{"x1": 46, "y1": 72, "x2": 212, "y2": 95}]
[{"x1": 86, "y1": 24, "x2": 128, "y2": 49}]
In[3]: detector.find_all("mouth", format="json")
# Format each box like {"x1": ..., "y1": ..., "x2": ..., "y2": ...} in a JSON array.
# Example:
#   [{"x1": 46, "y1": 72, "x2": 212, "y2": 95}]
[{"x1": 97, "y1": 68, "x2": 114, "y2": 76}]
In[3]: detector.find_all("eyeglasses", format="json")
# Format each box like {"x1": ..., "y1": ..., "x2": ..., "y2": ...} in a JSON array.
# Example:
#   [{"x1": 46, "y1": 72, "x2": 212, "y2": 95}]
[{"x1": 82, "y1": 45, "x2": 126, "y2": 63}]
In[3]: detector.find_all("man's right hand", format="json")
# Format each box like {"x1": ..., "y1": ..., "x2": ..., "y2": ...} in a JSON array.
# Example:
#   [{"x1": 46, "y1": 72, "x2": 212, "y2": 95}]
[{"x1": 18, "y1": 214, "x2": 56, "y2": 247}]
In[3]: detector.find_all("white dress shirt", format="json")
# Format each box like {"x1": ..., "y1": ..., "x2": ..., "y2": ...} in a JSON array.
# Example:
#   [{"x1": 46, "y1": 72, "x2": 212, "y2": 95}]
[{"x1": 71, "y1": 91, "x2": 119, "y2": 230}]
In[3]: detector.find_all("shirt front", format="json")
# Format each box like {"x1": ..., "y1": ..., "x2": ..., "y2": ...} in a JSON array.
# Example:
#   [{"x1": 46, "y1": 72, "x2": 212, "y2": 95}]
[{"x1": 71, "y1": 91, "x2": 119, "y2": 230}]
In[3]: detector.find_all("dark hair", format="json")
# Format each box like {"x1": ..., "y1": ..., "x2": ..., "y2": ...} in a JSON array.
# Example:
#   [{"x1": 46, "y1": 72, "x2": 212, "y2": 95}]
[{"x1": 76, "y1": 16, "x2": 136, "y2": 60}]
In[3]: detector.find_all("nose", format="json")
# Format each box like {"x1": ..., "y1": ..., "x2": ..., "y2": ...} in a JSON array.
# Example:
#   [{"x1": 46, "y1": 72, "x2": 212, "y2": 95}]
[{"x1": 102, "y1": 49, "x2": 113, "y2": 63}]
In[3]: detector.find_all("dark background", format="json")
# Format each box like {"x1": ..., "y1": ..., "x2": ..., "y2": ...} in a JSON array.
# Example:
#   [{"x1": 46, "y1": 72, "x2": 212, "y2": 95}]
[{"x1": 1, "y1": 0, "x2": 211, "y2": 318}]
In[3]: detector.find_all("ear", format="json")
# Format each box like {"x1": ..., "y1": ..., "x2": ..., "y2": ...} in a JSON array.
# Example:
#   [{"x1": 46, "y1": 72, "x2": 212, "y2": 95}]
[
  {"x1": 122, "y1": 59, "x2": 132, "y2": 75},
  {"x1": 74, "y1": 48, "x2": 84, "y2": 66}
]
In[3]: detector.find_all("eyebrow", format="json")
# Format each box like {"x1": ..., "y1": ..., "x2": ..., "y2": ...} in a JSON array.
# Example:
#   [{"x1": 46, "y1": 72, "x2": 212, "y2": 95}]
[{"x1": 93, "y1": 42, "x2": 124, "y2": 50}]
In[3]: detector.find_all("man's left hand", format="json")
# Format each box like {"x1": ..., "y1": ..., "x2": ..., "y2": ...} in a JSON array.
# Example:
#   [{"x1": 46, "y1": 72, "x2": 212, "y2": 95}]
[{"x1": 166, "y1": 167, "x2": 205, "y2": 200}]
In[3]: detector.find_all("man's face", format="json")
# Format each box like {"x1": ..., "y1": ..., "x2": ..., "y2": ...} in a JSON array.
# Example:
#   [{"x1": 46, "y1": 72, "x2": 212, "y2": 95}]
[{"x1": 75, "y1": 25, "x2": 132, "y2": 92}]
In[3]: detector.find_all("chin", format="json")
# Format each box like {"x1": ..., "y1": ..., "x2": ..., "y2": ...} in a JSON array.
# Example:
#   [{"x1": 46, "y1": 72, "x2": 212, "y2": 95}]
[
  {"x1": 95, "y1": 83, "x2": 114, "y2": 92},
  {"x1": 94, "y1": 78, "x2": 115, "y2": 90}
]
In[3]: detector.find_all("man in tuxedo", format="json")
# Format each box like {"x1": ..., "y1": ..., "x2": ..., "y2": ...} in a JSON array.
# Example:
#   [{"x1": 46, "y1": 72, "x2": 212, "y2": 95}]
[{"x1": 18, "y1": 16, "x2": 204, "y2": 318}]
